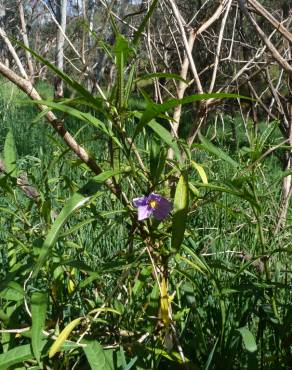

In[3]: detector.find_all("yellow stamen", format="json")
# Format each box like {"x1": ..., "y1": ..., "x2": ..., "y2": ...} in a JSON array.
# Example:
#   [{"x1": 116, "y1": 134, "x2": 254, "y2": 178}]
[{"x1": 149, "y1": 199, "x2": 158, "y2": 209}]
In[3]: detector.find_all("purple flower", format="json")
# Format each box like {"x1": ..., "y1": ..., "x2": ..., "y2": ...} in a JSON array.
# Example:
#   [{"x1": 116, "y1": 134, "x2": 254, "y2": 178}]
[{"x1": 133, "y1": 193, "x2": 172, "y2": 221}]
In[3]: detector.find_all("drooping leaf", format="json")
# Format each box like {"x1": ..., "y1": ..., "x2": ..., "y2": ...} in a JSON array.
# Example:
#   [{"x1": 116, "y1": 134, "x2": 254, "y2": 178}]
[
  {"x1": 49, "y1": 317, "x2": 82, "y2": 358},
  {"x1": 26, "y1": 100, "x2": 123, "y2": 149},
  {"x1": 191, "y1": 161, "x2": 208, "y2": 184},
  {"x1": 16, "y1": 40, "x2": 100, "y2": 106}
]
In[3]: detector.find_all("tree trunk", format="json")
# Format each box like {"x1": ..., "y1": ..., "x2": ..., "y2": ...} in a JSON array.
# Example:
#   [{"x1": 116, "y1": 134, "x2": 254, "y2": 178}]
[
  {"x1": 18, "y1": 0, "x2": 34, "y2": 82},
  {"x1": 54, "y1": 0, "x2": 67, "y2": 99}
]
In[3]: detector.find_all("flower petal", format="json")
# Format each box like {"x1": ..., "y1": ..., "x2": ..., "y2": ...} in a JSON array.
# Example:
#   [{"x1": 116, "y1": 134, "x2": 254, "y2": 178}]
[
  {"x1": 153, "y1": 197, "x2": 172, "y2": 220},
  {"x1": 137, "y1": 205, "x2": 153, "y2": 221},
  {"x1": 133, "y1": 196, "x2": 147, "y2": 207},
  {"x1": 148, "y1": 193, "x2": 162, "y2": 202}
]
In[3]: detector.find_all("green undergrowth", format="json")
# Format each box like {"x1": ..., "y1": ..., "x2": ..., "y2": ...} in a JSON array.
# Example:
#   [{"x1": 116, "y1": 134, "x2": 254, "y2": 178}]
[{"x1": 0, "y1": 70, "x2": 291, "y2": 370}]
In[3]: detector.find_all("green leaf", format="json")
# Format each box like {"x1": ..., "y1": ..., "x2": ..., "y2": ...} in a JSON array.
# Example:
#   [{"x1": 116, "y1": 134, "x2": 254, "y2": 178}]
[
  {"x1": 257, "y1": 121, "x2": 278, "y2": 153},
  {"x1": 191, "y1": 161, "x2": 208, "y2": 184},
  {"x1": 150, "y1": 137, "x2": 167, "y2": 184},
  {"x1": 198, "y1": 133, "x2": 240, "y2": 168},
  {"x1": 148, "y1": 119, "x2": 180, "y2": 159},
  {"x1": 135, "y1": 93, "x2": 245, "y2": 137},
  {"x1": 237, "y1": 327, "x2": 257, "y2": 353},
  {"x1": 83, "y1": 340, "x2": 114, "y2": 370},
  {"x1": 16, "y1": 40, "x2": 100, "y2": 106},
  {"x1": 171, "y1": 173, "x2": 189, "y2": 250},
  {"x1": 4, "y1": 129, "x2": 17, "y2": 178},
  {"x1": 33, "y1": 179, "x2": 103, "y2": 278},
  {"x1": 0, "y1": 344, "x2": 33, "y2": 370},
  {"x1": 181, "y1": 245, "x2": 210, "y2": 274},
  {"x1": 124, "y1": 63, "x2": 137, "y2": 107},
  {"x1": 190, "y1": 181, "x2": 259, "y2": 210},
  {"x1": 31, "y1": 292, "x2": 48, "y2": 363},
  {"x1": 203, "y1": 338, "x2": 218, "y2": 370},
  {"x1": 0, "y1": 281, "x2": 24, "y2": 301},
  {"x1": 133, "y1": 0, "x2": 158, "y2": 46},
  {"x1": 27, "y1": 100, "x2": 123, "y2": 149},
  {"x1": 113, "y1": 34, "x2": 129, "y2": 108}
]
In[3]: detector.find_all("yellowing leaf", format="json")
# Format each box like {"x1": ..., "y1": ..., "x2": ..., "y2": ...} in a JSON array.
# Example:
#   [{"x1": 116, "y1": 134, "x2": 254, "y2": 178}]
[
  {"x1": 67, "y1": 279, "x2": 75, "y2": 294},
  {"x1": 191, "y1": 161, "x2": 208, "y2": 184},
  {"x1": 49, "y1": 317, "x2": 82, "y2": 358},
  {"x1": 160, "y1": 277, "x2": 170, "y2": 327}
]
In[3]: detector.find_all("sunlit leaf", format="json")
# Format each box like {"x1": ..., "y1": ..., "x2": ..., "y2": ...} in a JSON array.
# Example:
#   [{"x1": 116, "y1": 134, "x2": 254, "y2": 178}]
[
  {"x1": 83, "y1": 340, "x2": 114, "y2": 370},
  {"x1": 171, "y1": 173, "x2": 189, "y2": 250},
  {"x1": 49, "y1": 317, "x2": 82, "y2": 358},
  {"x1": 191, "y1": 161, "x2": 208, "y2": 184},
  {"x1": 237, "y1": 327, "x2": 257, "y2": 353}
]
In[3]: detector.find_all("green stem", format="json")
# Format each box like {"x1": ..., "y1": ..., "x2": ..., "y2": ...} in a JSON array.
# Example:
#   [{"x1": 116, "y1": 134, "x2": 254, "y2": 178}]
[{"x1": 256, "y1": 212, "x2": 280, "y2": 322}]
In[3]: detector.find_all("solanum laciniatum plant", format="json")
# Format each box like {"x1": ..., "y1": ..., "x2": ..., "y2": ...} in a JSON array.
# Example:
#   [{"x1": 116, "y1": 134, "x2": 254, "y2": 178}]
[{"x1": 0, "y1": 8, "x2": 291, "y2": 370}]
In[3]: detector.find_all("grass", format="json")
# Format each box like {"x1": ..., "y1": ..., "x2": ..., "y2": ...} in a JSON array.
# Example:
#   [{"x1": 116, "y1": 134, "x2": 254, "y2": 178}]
[{"x1": 0, "y1": 80, "x2": 291, "y2": 369}]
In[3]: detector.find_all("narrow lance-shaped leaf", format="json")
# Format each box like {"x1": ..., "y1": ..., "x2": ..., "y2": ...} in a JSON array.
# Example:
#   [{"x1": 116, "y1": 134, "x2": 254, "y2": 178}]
[
  {"x1": 133, "y1": 0, "x2": 158, "y2": 46},
  {"x1": 198, "y1": 133, "x2": 240, "y2": 168},
  {"x1": 31, "y1": 292, "x2": 48, "y2": 364},
  {"x1": 171, "y1": 173, "x2": 189, "y2": 250},
  {"x1": 160, "y1": 277, "x2": 170, "y2": 327},
  {"x1": 148, "y1": 119, "x2": 180, "y2": 160},
  {"x1": 33, "y1": 169, "x2": 125, "y2": 278},
  {"x1": 26, "y1": 100, "x2": 123, "y2": 149},
  {"x1": 49, "y1": 317, "x2": 83, "y2": 358},
  {"x1": 16, "y1": 40, "x2": 100, "y2": 106},
  {"x1": 191, "y1": 161, "x2": 208, "y2": 184},
  {"x1": 135, "y1": 93, "x2": 248, "y2": 137},
  {"x1": 4, "y1": 129, "x2": 17, "y2": 178}
]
